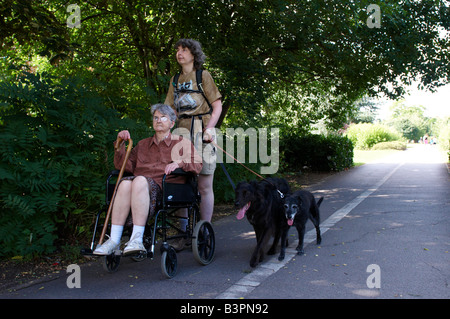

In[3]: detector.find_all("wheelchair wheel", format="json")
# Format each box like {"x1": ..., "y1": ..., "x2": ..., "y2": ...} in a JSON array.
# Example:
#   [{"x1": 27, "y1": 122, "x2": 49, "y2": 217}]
[
  {"x1": 161, "y1": 246, "x2": 177, "y2": 279},
  {"x1": 192, "y1": 220, "x2": 215, "y2": 265},
  {"x1": 103, "y1": 252, "x2": 121, "y2": 273}
]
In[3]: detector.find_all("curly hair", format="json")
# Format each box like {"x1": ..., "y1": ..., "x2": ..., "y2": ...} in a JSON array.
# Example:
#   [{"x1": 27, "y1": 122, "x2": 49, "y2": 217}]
[{"x1": 174, "y1": 38, "x2": 206, "y2": 70}]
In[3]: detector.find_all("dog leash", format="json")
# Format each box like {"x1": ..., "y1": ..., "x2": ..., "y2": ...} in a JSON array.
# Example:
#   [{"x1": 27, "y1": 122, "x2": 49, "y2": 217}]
[{"x1": 210, "y1": 140, "x2": 285, "y2": 199}]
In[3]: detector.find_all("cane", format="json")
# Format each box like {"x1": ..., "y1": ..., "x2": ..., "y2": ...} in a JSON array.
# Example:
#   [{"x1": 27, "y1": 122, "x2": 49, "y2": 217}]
[{"x1": 98, "y1": 137, "x2": 133, "y2": 245}]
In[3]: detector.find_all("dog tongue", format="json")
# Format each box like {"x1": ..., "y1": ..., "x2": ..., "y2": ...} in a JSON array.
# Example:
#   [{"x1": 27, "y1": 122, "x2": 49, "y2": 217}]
[
  {"x1": 287, "y1": 219, "x2": 294, "y2": 226},
  {"x1": 237, "y1": 202, "x2": 250, "y2": 220}
]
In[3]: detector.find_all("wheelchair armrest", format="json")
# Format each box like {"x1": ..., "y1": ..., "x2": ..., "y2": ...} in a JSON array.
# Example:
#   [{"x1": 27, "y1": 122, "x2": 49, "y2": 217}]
[
  {"x1": 162, "y1": 168, "x2": 196, "y2": 184},
  {"x1": 168, "y1": 168, "x2": 192, "y2": 176},
  {"x1": 109, "y1": 169, "x2": 121, "y2": 176},
  {"x1": 108, "y1": 170, "x2": 133, "y2": 177}
]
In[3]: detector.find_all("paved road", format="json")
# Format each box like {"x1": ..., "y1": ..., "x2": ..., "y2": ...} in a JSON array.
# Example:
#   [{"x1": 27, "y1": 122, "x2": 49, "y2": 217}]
[{"x1": 1, "y1": 144, "x2": 449, "y2": 301}]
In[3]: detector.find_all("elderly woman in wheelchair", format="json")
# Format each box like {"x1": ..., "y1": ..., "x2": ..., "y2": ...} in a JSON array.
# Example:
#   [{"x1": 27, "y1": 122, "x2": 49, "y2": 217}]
[{"x1": 93, "y1": 104, "x2": 202, "y2": 256}]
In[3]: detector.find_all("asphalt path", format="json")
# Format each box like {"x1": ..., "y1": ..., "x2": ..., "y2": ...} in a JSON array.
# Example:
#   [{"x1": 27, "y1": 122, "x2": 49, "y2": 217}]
[{"x1": 1, "y1": 144, "x2": 449, "y2": 301}]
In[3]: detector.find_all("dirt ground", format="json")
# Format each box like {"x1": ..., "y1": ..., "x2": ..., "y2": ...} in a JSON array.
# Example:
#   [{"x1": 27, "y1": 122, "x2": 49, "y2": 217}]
[{"x1": 0, "y1": 170, "x2": 336, "y2": 293}]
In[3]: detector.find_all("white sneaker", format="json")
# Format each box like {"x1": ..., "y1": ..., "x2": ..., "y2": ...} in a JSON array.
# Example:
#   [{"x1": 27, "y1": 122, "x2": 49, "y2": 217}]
[
  {"x1": 93, "y1": 239, "x2": 119, "y2": 256},
  {"x1": 123, "y1": 234, "x2": 145, "y2": 255}
]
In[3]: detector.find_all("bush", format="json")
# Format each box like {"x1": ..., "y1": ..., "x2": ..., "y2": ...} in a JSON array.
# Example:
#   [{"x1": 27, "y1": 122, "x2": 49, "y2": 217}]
[
  {"x1": 280, "y1": 133, "x2": 353, "y2": 172},
  {"x1": 0, "y1": 70, "x2": 150, "y2": 258},
  {"x1": 436, "y1": 118, "x2": 450, "y2": 161},
  {"x1": 213, "y1": 131, "x2": 354, "y2": 202},
  {"x1": 345, "y1": 123, "x2": 402, "y2": 149},
  {"x1": 213, "y1": 128, "x2": 279, "y2": 203},
  {"x1": 371, "y1": 141, "x2": 407, "y2": 150}
]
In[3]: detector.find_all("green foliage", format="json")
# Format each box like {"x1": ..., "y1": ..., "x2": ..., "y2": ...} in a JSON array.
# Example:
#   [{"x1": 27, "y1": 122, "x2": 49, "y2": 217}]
[
  {"x1": 371, "y1": 141, "x2": 407, "y2": 150},
  {"x1": 434, "y1": 116, "x2": 450, "y2": 159},
  {"x1": 0, "y1": 69, "x2": 150, "y2": 257},
  {"x1": 214, "y1": 131, "x2": 354, "y2": 203},
  {"x1": 385, "y1": 102, "x2": 429, "y2": 142},
  {"x1": 281, "y1": 133, "x2": 354, "y2": 172},
  {"x1": 213, "y1": 127, "x2": 280, "y2": 203},
  {"x1": 3, "y1": 1, "x2": 450, "y2": 131},
  {"x1": 345, "y1": 123, "x2": 402, "y2": 149}
]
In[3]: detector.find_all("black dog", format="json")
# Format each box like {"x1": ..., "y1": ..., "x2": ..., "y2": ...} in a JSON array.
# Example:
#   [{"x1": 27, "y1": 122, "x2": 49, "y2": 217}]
[
  {"x1": 277, "y1": 190, "x2": 323, "y2": 261},
  {"x1": 235, "y1": 178, "x2": 290, "y2": 267}
]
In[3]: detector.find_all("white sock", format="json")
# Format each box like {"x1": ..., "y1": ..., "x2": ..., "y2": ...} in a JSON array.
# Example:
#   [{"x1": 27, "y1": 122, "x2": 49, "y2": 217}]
[
  {"x1": 130, "y1": 225, "x2": 145, "y2": 243},
  {"x1": 110, "y1": 224, "x2": 124, "y2": 244}
]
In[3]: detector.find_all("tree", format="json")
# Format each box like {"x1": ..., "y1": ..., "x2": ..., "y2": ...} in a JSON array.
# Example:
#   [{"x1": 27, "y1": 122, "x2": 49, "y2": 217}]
[
  {"x1": 351, "y1": 96, "x2": 380, "y2": 124},
  {"x1": 2, "y1": 0, "x2": 449, "y2": 130},
  {"x1": 185, "y1": 0, "x2": 450, "y2": 127},
  {"x1": 386, "y1": 101, "x2": 428, "y2": 141}
]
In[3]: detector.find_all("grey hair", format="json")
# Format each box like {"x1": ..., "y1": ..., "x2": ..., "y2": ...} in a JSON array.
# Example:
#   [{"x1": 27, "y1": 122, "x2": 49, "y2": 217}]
[{"x1": 150, "y1": 104, "x2": 176, "y2": 122}]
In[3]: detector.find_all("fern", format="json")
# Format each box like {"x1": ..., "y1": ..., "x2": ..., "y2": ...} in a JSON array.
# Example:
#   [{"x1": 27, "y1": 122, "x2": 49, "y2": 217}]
[{"x1": 0, "y1": 66, "x2": 150, "y2": 257}]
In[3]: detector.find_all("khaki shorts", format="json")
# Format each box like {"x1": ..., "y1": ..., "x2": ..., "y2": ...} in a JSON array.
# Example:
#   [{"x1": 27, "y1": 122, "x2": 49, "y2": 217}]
[{"x1": 200, "y1": 142, "x2": 216, "y2": 175}]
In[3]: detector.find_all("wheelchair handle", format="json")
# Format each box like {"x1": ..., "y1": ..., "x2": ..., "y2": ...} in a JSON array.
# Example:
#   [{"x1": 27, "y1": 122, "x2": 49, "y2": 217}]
[{"x1": 99, "y1": 138, "x2": 133, "y2": 245}]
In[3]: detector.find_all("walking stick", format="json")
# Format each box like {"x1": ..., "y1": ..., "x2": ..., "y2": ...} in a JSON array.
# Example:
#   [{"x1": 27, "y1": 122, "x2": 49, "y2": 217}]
[{"x1": 98, "y1": 137, "x2": 133, "y2": 245}]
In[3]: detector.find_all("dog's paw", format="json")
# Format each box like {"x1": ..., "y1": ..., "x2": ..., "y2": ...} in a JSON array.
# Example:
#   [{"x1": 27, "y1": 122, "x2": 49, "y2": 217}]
[
  {"x1": 296, "y1": 246, "x2": 305, "y2": 255},
  {"x1": 316, "y1": 237, "x2": 322, "y2": 245},
  {"x1": 250, "y1": 256, "x2": 258, "y2": 268},
  {"x1": 278, "y1": 254, "x2": 285, "y2": 261}
]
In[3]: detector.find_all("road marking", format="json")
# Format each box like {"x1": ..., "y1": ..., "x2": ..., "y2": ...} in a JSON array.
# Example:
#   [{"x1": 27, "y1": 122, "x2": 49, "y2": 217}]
[{"x1": 216, "y1": 162, "x2": 404, "y2": 299}]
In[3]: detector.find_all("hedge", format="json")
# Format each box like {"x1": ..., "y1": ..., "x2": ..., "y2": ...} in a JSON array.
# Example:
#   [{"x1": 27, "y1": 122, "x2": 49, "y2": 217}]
[
  {"x1": 345, "y1": 123, "x2": 402, "y2": 150},
  {"x1": 280, "y1": 133, "x2": 354, "y2": 172}
]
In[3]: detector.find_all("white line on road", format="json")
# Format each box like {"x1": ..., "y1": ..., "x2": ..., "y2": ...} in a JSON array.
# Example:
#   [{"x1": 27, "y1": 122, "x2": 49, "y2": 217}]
[{"x1": 216, "y1": 162, "x2": 404, "y2": 299}]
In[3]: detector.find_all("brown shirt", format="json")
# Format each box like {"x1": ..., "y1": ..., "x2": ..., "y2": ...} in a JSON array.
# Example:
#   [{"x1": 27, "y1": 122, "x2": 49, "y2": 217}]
[
  {"x1": 164, "y1": 69, "x2": 222, "y2": 131},
  {"x1": 114, "y1": 133, "x2": 202, "y2": 188}
]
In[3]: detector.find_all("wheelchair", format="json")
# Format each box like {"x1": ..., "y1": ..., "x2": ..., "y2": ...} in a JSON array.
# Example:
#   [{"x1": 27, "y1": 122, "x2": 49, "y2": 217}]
[{"x1": 81, "y1": 168, "x2": 215, "y2": 278}]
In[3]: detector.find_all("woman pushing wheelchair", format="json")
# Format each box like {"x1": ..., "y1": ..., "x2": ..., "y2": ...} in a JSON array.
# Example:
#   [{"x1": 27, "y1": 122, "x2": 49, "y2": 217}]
[{"x1": 93, "y1": 104, "x2": 202, "y2": 256}]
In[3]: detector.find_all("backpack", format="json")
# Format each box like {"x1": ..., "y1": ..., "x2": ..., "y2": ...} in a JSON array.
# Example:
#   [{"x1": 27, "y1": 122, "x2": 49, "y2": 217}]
[{"x1": 172, "y1": 69, "x2": 213, "y2": 117}]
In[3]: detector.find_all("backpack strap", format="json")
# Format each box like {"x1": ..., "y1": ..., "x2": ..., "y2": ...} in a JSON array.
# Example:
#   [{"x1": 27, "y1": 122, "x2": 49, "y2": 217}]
[
  {"x1": 195, "y1": 69, "x2": 213, "y2": 114},
  {"x1": 172, "y1": 72, "x2": 181, "y2": 89},
  {"x1": 172, "y1": 69, "x2": 213, "y2": 115}
]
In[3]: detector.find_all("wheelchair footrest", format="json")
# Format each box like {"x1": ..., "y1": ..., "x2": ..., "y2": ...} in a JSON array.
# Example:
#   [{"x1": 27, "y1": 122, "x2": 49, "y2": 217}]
[
  {"x1": 122, "y1": 250, "x2": 147, "y2": 257},
  {"x1": 80, "y1": 247, "x2": 94, "y2": 256}
]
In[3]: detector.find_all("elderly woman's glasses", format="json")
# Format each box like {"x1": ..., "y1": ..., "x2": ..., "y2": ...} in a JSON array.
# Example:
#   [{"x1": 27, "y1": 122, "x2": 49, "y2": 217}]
[{"x1": 153, "y1": 116, "x2": 169, "y2": 122}]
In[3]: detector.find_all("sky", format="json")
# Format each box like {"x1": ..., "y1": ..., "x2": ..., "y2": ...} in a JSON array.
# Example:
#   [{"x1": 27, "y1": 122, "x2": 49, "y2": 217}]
[{"x1": 376, "y1": 83, "x2": 450, "y2": 120}]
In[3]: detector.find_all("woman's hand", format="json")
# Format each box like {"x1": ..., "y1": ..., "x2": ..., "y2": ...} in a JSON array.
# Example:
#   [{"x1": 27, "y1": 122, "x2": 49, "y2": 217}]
[
  {"x1": 117, "y1": 130, "x2": 131, "y2": 141},
  {"x1": 164, "y1": 162, "x2": 180, "y2": 175},
  {"x1": 203, "y1": 128, "x2": 215, "y2": 143},
  {"x1": 115, "y1": 130, "x2": 131, "y2": 150}
]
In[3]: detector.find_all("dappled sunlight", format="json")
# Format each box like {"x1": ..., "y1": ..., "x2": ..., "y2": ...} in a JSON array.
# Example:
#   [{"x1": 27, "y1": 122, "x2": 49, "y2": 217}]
[
  {"x1": 238, "y1": 231, "x2": 256, "y2": 240},
  {"x1": 352, "y1": 289, "x2": 381, "y2": 297},
  {"x1": 310, "y1": 279, "x2": 330, "y2": 287},
  {"x1": 360, "y1": 144, "x2": 447, "y2": 165}
]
